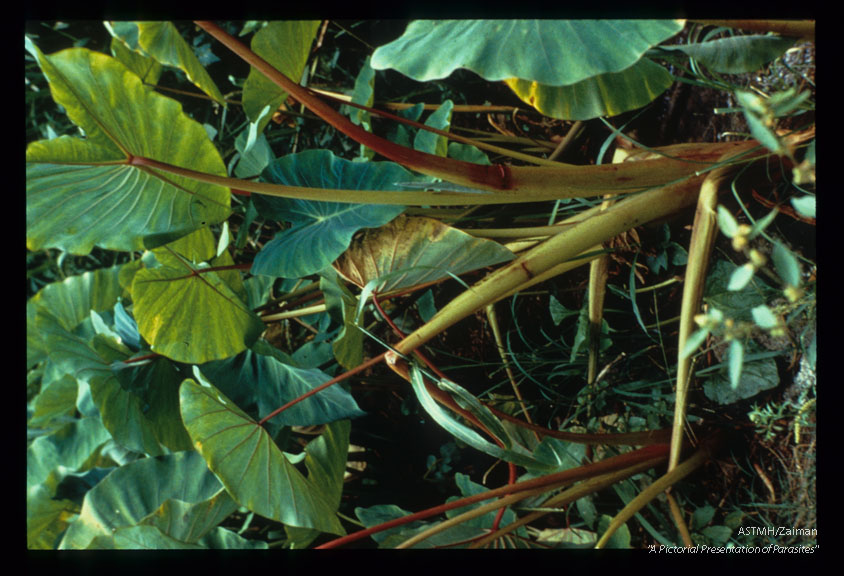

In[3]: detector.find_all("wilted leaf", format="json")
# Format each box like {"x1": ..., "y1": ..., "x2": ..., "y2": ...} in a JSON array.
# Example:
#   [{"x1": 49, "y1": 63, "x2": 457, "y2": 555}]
[{"x1": 334, "y1": 215, "x2": 514, "y2": 296}]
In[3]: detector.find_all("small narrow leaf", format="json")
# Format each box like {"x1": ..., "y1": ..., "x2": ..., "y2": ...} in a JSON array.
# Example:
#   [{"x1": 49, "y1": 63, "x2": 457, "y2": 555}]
[
  {"x1": 790, "y1": 195, "x2": 815, "y2": 219},
  {"x1": 771, "y1": 242, "x2": 802, "y2": 287},
  {"x1": 749, "y1": 209, "x2": 778, "y2": 238},
  {"x1": 409, "y1": 365, "x2": 548, "y2": 471},
  {"x1": 727, "y1": 263, "x2": 756, "y2": 291},
  {"x1": 751, "y1": 305, "x2": 780, "y2": 329},
  {"x1": 681, "y1": 328, "x2": 710, "y2": 359},
  {"x1": 414, "y1": 100, "x2": 453, "y2": 156},
  {"x1": 728, "y1": 339, "x2": 744, "y2": 389},
  {"x1": 716, "y1": 205, "x2": 739, "y2": 238}
]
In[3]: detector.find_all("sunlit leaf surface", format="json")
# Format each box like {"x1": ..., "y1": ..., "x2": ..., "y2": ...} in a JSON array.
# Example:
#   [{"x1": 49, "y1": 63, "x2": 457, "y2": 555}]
[{"x1": 180, "y1": 373, "x2": 346, "y2": 534}]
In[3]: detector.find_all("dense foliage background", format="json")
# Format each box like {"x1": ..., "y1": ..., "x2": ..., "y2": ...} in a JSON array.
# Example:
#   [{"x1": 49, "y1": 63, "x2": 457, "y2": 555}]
[{"x1": 26, "y1": 20, "x2": 815, "y2": 550}]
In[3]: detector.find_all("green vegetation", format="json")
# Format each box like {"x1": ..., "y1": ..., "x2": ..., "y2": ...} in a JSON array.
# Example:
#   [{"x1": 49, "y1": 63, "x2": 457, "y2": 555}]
[{"x1": 27, "y1": 19, "x2": 815, "y2": 549}]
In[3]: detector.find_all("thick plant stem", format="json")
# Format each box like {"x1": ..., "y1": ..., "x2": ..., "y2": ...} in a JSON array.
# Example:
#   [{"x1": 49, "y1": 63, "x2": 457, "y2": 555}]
[
  {"x1": 666, "y1": 491, "x2": 694, "y2": 547},
  {"x1": 586, "y1": 254, "x2": 610, "y2": 418},
  {"x1": 394, "y1": 486, "x2": 554, "y2": 549},
  {"x1": 586, "y1": 192, "x2": 614, "y2": 413},
  {"x1": 196, "y1": 21, "x2": 759, "y2": 199},
  {"x1": 486, "y1": 302, "x2": 535, "y2": 431},
  {"x1": 390, "y1": 175, "x2": 709, "y2": 361},
  {"x1": 594, "y1": 433, "x2": 723, "y2": 549},
  {"x1": 670, "y1": 164, "x2": 736, "y2": 472}
]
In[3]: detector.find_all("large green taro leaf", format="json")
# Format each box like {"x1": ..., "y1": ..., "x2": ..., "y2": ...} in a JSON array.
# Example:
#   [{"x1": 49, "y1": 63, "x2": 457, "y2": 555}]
[
  {"x1": 27, "y1": 484, "x2": 78, "y2": 550},
  {"x1": 27, "y1": 264, "x2": 124, "y2": 369},
  {"x1": 108, "y1": 36, "x2": 163, "y2": 85},
  {"x1": 199, "y1": 339, "x2": 364, "y2": 431},
  {"x1": 107, "y1": 21, "x2": 226, "y2": 104},
  {"x1": 27, "y1": 416, "x2": 113, "y2": 490},
  {"x1": 333, "y1": 215, "x2": 515, "y2": 296},
  {"x1": 251, "y1": 150, "x2": 409, "y2": 278},
  {"x1": 180, "y1": 372, "x2": 346, "y2": 535},
  {"x1": 505, "y1": 57, "x2": 674, "y2": 120},
  {"x1": 59, "y1": 451, "x2": 228, "y2": 549},
  {"x1": 242, "y1": 21, "x2": 321, "y2": 132},
  {"x1": 25, "y1": 43, "x2": 230, "y2": 255},
  {"x1": 36, "y1": 311, "x2": 193, "y2": 455},
  {"x1": 89, "y1": 524, "x2": 266, "y2": 549},
  {"x1": 371, "y1": 20, "x2": 683, "y2": 85},
  {"x1": 131, "y1": 234, "x2": 264, "y2": 364}
]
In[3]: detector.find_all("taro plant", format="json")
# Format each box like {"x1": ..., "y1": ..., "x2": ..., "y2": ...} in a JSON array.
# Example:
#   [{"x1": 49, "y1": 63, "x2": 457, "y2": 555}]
[{"x1": 27, "y1": 20, "x2": 815, "y2": 549}]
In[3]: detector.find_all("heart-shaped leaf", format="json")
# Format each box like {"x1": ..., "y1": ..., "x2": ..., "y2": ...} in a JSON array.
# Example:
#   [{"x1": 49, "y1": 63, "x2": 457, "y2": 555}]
[
  {"x1": 27, "y1": 416, "x2": 113, "y2": 490},
  {"x1": 180, "y1": 371, "x2": 346, "y2": 534},
  {"x1": 251, "y1": 150, "x2": 409, "y2": 278},
  {"x1": 198, "y1": 339, "x2": 365, "y2": 431},
  {"x1": 371, "y1": 20, "x2": 683, "y2": 85},
  {"x1": 138, "y1": 491, "x2": 238, "y2": 545},
  {"x1": 26, "y1": 44, "x2": 230, "y2": 254},
  {"x1": 131, "y1": 244, "x2": 264, "y2": 363}
]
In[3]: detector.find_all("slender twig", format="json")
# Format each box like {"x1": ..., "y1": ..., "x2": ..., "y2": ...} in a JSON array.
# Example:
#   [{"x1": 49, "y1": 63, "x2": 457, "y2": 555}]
[
  {"x1": 547, "y1": 120, "x2": 584, "y2": 161},
  {"x1": 485, "y1": 303, "x2": 537, "y2": 434}
]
